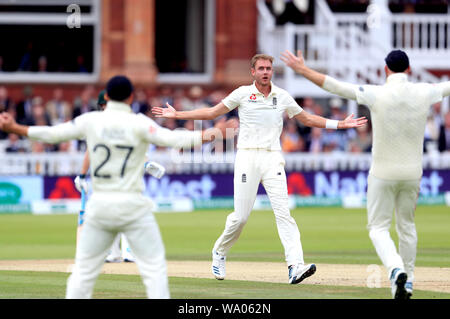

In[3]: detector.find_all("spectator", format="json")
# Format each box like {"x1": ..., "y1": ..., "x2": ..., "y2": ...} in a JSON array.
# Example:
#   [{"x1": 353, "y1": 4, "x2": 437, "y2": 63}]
[
  {"x1": 5, "y1": 133, "x2": 28, "y2": 153},
  {"x1": 207, "y1": 89, "x2": 237, "y2": 119},
  {"x1": 170, "y1": 94, "x2": 197, "y2": 128},
  {"x1": 349, "y1": 124, "x2": 373, "y2": 153},
  {"x1": 424, "y1": 102, "x2": 443, "y2": 152},
  {"x1": 30, "y1": 141, "x2": 45, "y2": 153},
  {"x1": 46, "y1": 88, "x2": 72, "y2": 125},
  {"x1": 0, "y1": 87, "x2": 9, "y2": 138},
  {"x1": 72, "y1": 86, "x2": 96, "y2": 152},
  {"x1": 438, "y1": 111, "x2": 450, "y2": 152},
  {"x1": 23, "y1": 97, "x2": 55, "y2": 152},
  {"x1": 0, "y1": 86, "x2": 13, "y2": 114},
  {"x1": 76, "y1": 54, "x2": 89, "y2": 73},
  {"x1": 158, "y1": 85, "x2": 174, "y2": 107},
  {"x1": 72, "y1": 85, "x2": 96, "y2": 118},
  {"x1": 18, "y1": 41, "x2": 33, "y2": 71},
  {"x1": 15, "y1": 85, "x2": 34, "y2": 124},
  {"x1": 296, "y1": 96, "x2": 323, "y2": 140},
  {"x1": 185, "y1": 86, "x2": 210, "y2": 111},
  {"x1": 307, "y1": 126, "x2": 324, "y2": 153},
  {"x1": 38, "y1": 56, "x2": 48, "y2": 72},
  {"x1": 321, "y1": 127, "x2": 348, "y2": 152},
  {"x1": 183, "y1": 119, "x2": 195, "y2": 131},
  {"x1": 328, "y1": 97, "x2": 346, "y2": 120},
  {"x1": 58, "y1": 140, "x2": 77, "y2": 153},
  {"x1": 281, "y1": 120, "x2": 305, "y2": 152},
  {"x1": 148, "y1": 96, "x2": 165, "y2": 125},
  {"x1": 185, "y1": 86, "x2": 211, "y2": 131},
  {"x1": 162, "y1": 118, "x2": 177, "y2": 130},
  {"x1": 300, "y1": 96, "x2": 315, "y2": 114},
  {"x1": 319, "y1": 97, "x2": 349, "y2": 152},
  {"x1": 26, "y1": 96, "x2": 51, "y2": 126},
  {"x1": 131, "y1": 88, "x2": 150, "y2": 114}
]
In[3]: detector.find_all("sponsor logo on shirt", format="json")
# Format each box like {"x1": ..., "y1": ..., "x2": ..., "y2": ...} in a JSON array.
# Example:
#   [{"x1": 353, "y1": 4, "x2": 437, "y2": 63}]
[
  {"x1": 248, "y1": 94, "x2": 257, "y2": 102},
  {"x1": 272, "y1": 97, "x2": 277, "y2": 109}
]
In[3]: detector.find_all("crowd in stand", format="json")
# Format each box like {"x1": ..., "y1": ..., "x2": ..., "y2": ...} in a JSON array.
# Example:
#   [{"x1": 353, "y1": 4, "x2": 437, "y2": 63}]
[
  {"x1": 265, "y1": 0, "x2": 448, "y2": 23},
  {"x1": 1, "y1": 84, "x2": 449, "y2": 155}
]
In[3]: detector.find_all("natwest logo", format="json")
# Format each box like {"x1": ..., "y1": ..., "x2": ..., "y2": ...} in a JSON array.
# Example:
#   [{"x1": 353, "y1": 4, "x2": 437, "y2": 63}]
[{"x1": 248, "y1": 94, "x2": 257, "y2": 102}]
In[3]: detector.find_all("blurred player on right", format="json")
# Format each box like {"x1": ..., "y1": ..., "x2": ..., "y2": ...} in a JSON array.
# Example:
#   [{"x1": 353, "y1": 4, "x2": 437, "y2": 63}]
[{"x1": 281, "y1": 49, "x2": 450, "y2": 299}]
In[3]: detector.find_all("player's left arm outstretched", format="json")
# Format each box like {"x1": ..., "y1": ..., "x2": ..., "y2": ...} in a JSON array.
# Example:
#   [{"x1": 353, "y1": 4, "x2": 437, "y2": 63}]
[
  {"x1": 281, "y1": 49, "x2": 359, "y2": 101},
  {"x1": 280, "y1": 50, "x2": 367, "y2": 129}
]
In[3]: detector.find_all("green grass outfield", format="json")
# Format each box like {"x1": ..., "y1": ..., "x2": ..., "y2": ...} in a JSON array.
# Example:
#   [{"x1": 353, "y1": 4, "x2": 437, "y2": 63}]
[{"x1": 0, "y1": 205, "x2": 449, "y2": 299}]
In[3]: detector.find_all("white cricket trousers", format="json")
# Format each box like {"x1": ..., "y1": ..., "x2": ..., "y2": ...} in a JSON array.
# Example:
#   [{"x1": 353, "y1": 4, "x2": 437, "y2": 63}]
[
  {"x1": 213, "y1": 149, "x2": 304, "y2": 266},
  {"x1": 367, "y1": 174, "x2": 420, "y2": 281},
  {"x1": 66, "y1": 192, "x2": 170, "y2": 299}
]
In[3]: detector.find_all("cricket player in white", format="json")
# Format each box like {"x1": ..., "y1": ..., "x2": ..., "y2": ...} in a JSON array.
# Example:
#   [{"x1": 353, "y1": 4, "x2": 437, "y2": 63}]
[
  {"x1": 0, "y1": 75, "x2": 237, "y2": 299},
  {"x1": 281, "y1": 49, "x2": 450, "y2": 298},
  {"x1": 73, "y1": 90, "x2": 166, "y2": 264},
  {"x1": 152, "y1": 54, "x2": 367, "y2": 284}
]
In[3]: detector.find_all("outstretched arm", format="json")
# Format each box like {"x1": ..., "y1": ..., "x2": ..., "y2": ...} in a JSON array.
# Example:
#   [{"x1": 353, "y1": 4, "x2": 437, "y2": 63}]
[
  {"x1": 0, "y1": 112, "x2": 83, "y2": 143},
  {"x1": 152, "y1": 102, "x2": 230, "y2": 121},
  {"x1": 294, "y1": 111, "x2": 367, "y2": 129},
  {"x1": 143, "y1": 116, "x2": 239, "y2": 148},
  {"x1": 0, "y1": 112, "x2": 28, "y2": 136},
  {"x1": 280, "y1": 50, "x2": 358, "y2": 100}
]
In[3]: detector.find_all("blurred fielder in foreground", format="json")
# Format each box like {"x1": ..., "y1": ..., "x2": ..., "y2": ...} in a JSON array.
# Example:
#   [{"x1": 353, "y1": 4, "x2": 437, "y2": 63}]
[
  {"x1": 152, "y1": 53, "x2": 367, "y2": 285},
  {"x1": 281, "y1": 49, "x2": 450, "y2": 299},
  {"x1": 74, "y1": 90, "x2": 165, "y2": 263},
  {"x1": 0, "y1": 75, "x2": 237, "y2": 299}
]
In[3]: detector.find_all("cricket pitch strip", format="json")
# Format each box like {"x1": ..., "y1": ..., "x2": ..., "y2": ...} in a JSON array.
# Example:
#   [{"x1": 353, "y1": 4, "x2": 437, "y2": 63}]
[{"x1": 0, "y1": 259, "x2": 449, "y2": 294}]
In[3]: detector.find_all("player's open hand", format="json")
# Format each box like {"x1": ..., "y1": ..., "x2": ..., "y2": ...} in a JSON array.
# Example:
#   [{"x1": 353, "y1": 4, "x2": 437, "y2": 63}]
[
  {"x1": 280, "y1": 50, "x2": 305, "y2": 73},
  {"x1": 339, "y1": 114, "x2": 368, "y2": 129},
  {"x1": 0, "y1": 112, "x2": 16, "y2": 132},
  {"x1": 151, "y1": 102, "x2": 177, "y2": 118}
]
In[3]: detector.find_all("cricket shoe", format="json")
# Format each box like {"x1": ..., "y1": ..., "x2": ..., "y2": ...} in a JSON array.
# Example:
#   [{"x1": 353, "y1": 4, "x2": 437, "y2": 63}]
[
  {"x1": 390, "y1": 268, "x2": 408, "y2": 299},
  {"x1": 405, "y1": 281, "x2": 413, "y2": 299},
  {"x1": 212, "y1": 250, "x2": 226, "y2": 280},
  {"x1": 105, "y1": 255, "x2": 122, "y2": 263},
  {"x1": 123, "y1": 254, "x2": 135, "y2": 263},
  {"x1": 123, "y1": 247, "x2": 135, "y2": 262},
  {"x1": 288, "y1": 263, "x2": 316, "y2": 284}
]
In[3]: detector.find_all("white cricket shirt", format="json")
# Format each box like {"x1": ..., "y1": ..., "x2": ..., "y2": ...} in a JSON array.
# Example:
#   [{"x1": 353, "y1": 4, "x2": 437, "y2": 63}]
[
  {"x1": 28, "y1": 101, "x2": 202, "y2": 193},
  {"x1": 222, "y1": 81, "x2": 303, "y2": 150},
  {"x1": 355, "y1": 73, "x2": 443, "y2": 180}
]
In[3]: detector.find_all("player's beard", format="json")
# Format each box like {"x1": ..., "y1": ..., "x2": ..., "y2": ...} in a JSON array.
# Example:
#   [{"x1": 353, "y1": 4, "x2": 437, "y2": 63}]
[{"x1": 256, "y1": 75, "x2": 271, "y2": 87}]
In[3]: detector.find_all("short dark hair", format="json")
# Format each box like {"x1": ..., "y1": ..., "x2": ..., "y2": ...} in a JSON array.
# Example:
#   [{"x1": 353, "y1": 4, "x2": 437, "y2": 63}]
[
  {"x1": 385, "y1": 50, "x2": 410, "y2": 73},
  {"x1": 106, "y1": 75, "x2": 134, "y2": 102}
]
